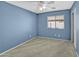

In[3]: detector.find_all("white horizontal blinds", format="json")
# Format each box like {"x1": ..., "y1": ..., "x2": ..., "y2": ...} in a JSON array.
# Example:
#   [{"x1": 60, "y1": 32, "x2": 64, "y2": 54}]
[
  {"x1": 56, "y1": 15, "x2": 64, "y2": 29},
  {"x1": 48, "y1": 15, "x2": 64, "y2": 29},
  {"x1": 56, "y1": 16, "x2": 60, "y2": 20},
  {"x1": 48, "y1": 16, "x2": 55, "y2": 21},
  {"x1": 56, "y1": 21, "x2": 64, "y2": 29},
  {"x1": 48, "y1": 16, "x2": 55, "y2": 28},
  {"x1": 56, "y1": 15, "x2": 64, "y2": 20},
  {"x1": 51, "y1": 21, "x2": 55, "y2": 28},
  {"x1": 48, "y1": 22, "x2": 51, "y2": 28}
]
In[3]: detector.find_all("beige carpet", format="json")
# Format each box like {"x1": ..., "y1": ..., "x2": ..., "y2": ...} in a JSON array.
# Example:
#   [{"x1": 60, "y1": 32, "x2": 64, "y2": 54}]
[{"x1": 0, "y1": 37, "x2": 77, "y2": 57}]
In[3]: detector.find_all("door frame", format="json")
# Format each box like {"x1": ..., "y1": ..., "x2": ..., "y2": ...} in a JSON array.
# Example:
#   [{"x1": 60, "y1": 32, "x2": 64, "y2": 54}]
[{"x1": 71, "y1": 8, "x2": 77, "y2": 49}]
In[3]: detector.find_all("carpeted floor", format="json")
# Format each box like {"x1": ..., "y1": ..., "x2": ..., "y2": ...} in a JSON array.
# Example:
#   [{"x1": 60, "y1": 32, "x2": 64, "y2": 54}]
[{"x1": 0, "y1": 37, "x2": 77, "y2": 57}]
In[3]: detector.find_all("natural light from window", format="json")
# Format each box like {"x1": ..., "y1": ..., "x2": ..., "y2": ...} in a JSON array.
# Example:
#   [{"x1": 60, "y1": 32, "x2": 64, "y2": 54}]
[{"x1": 48, "y1": 15, "x2": 64, "y2": 29}]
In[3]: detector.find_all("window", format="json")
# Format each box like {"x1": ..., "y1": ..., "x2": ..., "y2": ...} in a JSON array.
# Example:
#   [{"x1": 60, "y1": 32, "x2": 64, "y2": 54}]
[
  {"x1": 48, "y1": 16, "x2": 55, "y2": 28},
  {"x1": 48, "y1": 15, "x2": 64, "y2": 29}
]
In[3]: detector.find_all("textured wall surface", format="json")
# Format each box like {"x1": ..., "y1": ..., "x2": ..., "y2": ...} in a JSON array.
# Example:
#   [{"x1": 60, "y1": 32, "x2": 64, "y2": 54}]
[
  {"x1": 0, "y1": 1, "x2": 73, "y2": 54},
  {"x1": 38, "y1": 10, "x2": 71, "y2": 40},
  {"x1": 71, "y1": 1, "x2": 79, "y2": 56},
  {"x1": 0, "y1": 2, "x2": 37, "y2": 53}
]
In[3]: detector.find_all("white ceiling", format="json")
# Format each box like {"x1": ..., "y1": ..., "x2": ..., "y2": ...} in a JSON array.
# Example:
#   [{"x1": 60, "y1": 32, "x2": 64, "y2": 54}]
[{"x1": 6, "y1": 1, "x2": 74, "y2": 14}]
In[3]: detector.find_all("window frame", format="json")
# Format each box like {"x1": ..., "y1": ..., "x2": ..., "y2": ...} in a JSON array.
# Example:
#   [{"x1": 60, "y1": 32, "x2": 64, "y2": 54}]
[{"x1": 48, "y1": 15, "x2": 64, "y2": 29}]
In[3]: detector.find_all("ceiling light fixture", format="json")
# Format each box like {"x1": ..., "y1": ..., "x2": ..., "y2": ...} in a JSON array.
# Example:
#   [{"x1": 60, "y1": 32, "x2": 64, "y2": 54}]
[
  {"x1": 39, "y1": 1, "x2": 55, "y2": 12},
  {"x1": 39, "y1": 7, "x2": 43, "y2": 11},
  {"x1": 42, "y1": 4, "x2": 46, "y2": 9}
]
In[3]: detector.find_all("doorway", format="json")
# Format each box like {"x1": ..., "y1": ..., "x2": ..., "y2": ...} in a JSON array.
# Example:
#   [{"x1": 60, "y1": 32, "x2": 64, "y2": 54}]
[{"x1": 71, "y1": 8, "x2": 77, "y2": 49}]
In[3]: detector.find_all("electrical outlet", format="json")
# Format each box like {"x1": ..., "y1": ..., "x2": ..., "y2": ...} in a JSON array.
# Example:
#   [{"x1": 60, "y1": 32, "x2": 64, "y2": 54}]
[
  {"x1": 29, "y1": 35, "x2": 31, "y2": 38},
  {"x1": 58, "y1": 34, "x2": 60, "y2": 38},
  {"x1": 54, "y1": 34, "x2": 56, "y2": 37}
]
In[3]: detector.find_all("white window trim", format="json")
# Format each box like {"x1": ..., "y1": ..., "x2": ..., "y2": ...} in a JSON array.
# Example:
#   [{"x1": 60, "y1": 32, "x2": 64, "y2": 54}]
[{"x1": 48, "y1": 15, "x2": 64, "y2": 29}]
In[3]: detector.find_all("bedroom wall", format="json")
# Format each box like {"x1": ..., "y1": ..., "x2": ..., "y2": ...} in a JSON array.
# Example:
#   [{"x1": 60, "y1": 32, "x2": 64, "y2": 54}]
[
  {"x1": 0, "y1": 1, "x2": 74, "y2": 54},
  {"x1": 0, "y1": 2, "x2": 37, "y2": 53},
  {"x1": 38, "y1": 10, "x2": 71, "y2": 40},
  {"x1": 71, "y1": 1, "x2": 79, "y2": 56}
]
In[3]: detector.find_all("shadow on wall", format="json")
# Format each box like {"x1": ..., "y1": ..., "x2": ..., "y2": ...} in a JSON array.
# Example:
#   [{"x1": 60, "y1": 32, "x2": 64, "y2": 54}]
[
  {"x1": 0, "y1": 2, "x2": 37, "y2": 53},
  {"x1": 38, "y1": 10, "x2": 71, "y2": 40}
]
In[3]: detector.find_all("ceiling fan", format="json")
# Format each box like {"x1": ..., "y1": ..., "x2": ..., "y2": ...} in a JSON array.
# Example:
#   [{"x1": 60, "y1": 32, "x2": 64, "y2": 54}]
[{"x1": 38, "y1": 1, "x2": 55, "y2": 12}]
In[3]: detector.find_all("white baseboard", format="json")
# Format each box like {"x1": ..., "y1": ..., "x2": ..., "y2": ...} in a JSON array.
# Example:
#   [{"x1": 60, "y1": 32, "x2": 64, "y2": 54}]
[
  {"x1": 0, "y1": 36, "x2": 75, "y2": 56},
  {"x1": 37, "y1": 36, "x2": 69, "y2": 41},
  {"x1": 76, "y1": 50, "x2": 79, "y2": 57},
  {"x1": 0, "y1": 37, "x2": 36, "y2": 55}
]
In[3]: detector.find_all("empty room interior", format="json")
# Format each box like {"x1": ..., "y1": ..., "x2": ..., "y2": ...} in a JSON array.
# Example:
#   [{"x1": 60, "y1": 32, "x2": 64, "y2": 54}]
[{"x1": 0, "y1": 1, "x2": 79, "y2": 57}]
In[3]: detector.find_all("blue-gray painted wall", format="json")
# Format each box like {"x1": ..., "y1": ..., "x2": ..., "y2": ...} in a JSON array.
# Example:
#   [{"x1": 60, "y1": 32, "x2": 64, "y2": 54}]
[
  {"x1": 38, "y1": 10, "x2": 71, "y2": 40},
  {"x1": 0, "y1": 2, "x2": 37, "y2": 53},
  {"x1": 71, "y1": 1, "x2": 79, "y2": 55},
  {"x1": 0, "y1": 1, "x2": 72, "y2": 53}
]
